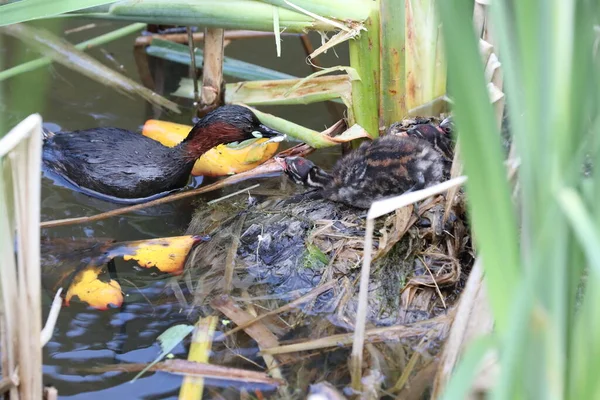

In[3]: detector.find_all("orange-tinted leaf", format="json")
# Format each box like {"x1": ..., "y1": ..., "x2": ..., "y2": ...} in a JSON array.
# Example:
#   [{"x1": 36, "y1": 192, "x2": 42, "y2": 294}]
[
  {"x1": 120, "y1": 235, "x2": 205, "y2": 275},
  {"x1": 65, "y1": 265, "x2": 123, "y2": 310},
  {"x1": 192, "y1": 138, "x2": 279, "y2": 176},
  {"x1": 142, "y1": 119, "x2": 191, "y2": 147},
  {"x1": 141, "y1": 119, "x2": 279, "y2": 176}
]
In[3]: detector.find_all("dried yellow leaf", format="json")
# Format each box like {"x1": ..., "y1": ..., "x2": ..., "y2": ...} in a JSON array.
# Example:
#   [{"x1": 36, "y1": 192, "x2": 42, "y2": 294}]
[
  {"x1": 121, "y1": 235, "x2": 202, "y2": 275},
  {"x1": 65, "y1": 266, "x2": 123, "y2": 310},
  {"x1": 142, "y1": 119, "x2": 279, "y2": 176}
]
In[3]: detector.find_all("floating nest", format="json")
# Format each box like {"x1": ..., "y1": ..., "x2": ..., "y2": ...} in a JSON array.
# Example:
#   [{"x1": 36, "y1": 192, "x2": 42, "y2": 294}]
[{"x1": 180, "y1": 150, "x2": 474, "y2": 396}]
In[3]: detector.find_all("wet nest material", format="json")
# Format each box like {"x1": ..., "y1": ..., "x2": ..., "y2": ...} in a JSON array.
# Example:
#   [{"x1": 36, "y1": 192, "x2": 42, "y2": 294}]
[{"x1": 179, "y1": 166, "x2": 474, "y2": 396}]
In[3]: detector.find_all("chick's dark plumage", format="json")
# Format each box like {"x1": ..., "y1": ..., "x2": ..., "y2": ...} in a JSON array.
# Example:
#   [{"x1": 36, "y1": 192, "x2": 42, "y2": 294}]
[
  {"x1": 323, "y1": 135, "x2": 446, "y2": 208},
  {"x1": 278, "y1": 120, "x2": 452, "y2": 209}
]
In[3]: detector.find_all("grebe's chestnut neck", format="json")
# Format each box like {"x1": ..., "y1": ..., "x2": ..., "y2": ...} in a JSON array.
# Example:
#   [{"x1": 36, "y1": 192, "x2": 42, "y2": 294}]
[{"x1": 180, "y1": 105, "x2": 282, "y2": 161}]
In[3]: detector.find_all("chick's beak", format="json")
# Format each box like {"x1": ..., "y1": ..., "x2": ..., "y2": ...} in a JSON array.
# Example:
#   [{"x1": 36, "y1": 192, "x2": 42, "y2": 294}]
[
  {"x1": 274, "y1": 156, "x2": 288, "y2": 171},
  {"x1": 439, "y1": 117, "x2": 454, "y2": 134}
]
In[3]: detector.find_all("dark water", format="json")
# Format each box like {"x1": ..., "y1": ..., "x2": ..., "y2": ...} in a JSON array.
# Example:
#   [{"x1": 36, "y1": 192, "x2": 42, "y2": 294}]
[{"x1": 1, "y1": 19, "x2": 347, "y2": 398}]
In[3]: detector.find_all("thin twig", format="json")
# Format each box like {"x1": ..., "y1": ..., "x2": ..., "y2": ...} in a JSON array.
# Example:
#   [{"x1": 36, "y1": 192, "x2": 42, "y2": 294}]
[
  {"x1": 418, "y1": 255, "x2": 447, "y2": 309},
  {"x1": 135, "y1": 30, "x2": 299, "y2": 47},
  {"x1": 350, "y1": 177, "x2": 467, "y2": 391},
  {"x1": 207, "y1": 184, "x2": 260, "y2": 205},
  {"x1": 87, "y1": 359, "x2": 283, "y2": 385},
  {"x1": 122, "y1": 278, "x2": 155, "y2": 309}
]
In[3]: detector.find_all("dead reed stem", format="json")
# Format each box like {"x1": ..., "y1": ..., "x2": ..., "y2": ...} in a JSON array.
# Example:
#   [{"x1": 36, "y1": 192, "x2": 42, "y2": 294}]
[
  {"x1": 298, "y1": 34, "x2": 341, "y2": 122},
  {"x1": 187, "y1": 27, "x2": 200, "y2": 103},
  {"x1": 0, "y1": 174, "x2": 19, "y2": 399},
  {"x1": 431, "y1": 259, "x2": 493, "y2": 397},
  {"x1": 200, "y1": 28, "x2": 224, "y2": 111},
  {"x1": 262, "y1": 312, "x2": 452, "y2": 355},
  {"x1": 0, "y1": 114, "x2": 44, "y2": 399},
  {"x1": 350, "y1": 218, "x2": 374, "y2": 391}
]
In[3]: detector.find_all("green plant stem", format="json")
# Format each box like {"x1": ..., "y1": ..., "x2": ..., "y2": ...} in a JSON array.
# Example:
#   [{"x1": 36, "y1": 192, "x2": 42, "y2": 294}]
[
  {"x1": 256, "y1": 0, "x2": 371, "y2": 22},
  {"x1": 379, "y1": 0, "x2": 406, "y2": 126},
  {"x1": 436, "y1": 0, "x2": 520, "y2": 333},
  {"x1": 247, "y1": 107, "x2": 336, "y2": 148},
  {"x1": 66, "y1": 0, "x2": 334, "y2": 33},
  {"x1": 0, "y1": 0, "x2": 116, "y2": 26},
  {"x1": 0, "y1": 23, "x2": 146, "y2": 82},
  {"x1": 405, "y1": 0, "x2": 447, "y2": 111},
  {"x1": 348, "y1": 2, "x2": 380, "y2": 139}
]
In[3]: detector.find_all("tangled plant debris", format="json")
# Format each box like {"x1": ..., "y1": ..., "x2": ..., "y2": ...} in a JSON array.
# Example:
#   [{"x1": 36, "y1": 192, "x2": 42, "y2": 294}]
[{"x1": 177, "y1": 119, "x2": 473, "y2": 395}]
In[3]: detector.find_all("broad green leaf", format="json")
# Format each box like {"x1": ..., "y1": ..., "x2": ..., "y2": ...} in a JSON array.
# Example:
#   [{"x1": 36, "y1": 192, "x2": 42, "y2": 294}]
[
  {"x1": 0, "y1": 0, "x2": 117, "y2": 26},
  {"x1": 436, "y1": 0, "x2": 520, "y2": 333},
  {"x1": 131, "y1": 324, "x2": 194, "y2": 382}
]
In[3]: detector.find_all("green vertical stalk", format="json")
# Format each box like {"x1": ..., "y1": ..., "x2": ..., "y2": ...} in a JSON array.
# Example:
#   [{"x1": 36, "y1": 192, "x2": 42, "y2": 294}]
[
  {"x1": 0, "y1": 33, "x2": 5, "y2": 137},
  {"x1": 379, "y1": 0, "x2": 406, "y2": 127},
  {"x1": 436, "y1": 0, "x2": 520, "y2": 333},
  {"x1": 348, "y1": 1, "x2": 380, "y2": 139},
  {"x1": 405, "y1": 0, "x2": 447, "y2": 112}
]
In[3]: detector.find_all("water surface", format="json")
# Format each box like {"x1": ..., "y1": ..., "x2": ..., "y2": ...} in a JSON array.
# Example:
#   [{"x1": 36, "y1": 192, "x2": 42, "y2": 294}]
[{"x1": 2, "y1": 19, "x2": 348, "y2": 398}]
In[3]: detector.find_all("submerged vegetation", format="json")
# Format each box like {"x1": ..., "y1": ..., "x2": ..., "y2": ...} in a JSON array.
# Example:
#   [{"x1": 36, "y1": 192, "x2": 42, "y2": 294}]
[{"x1": 0, "y1": 0, "x2": 599, "y2": 399}]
